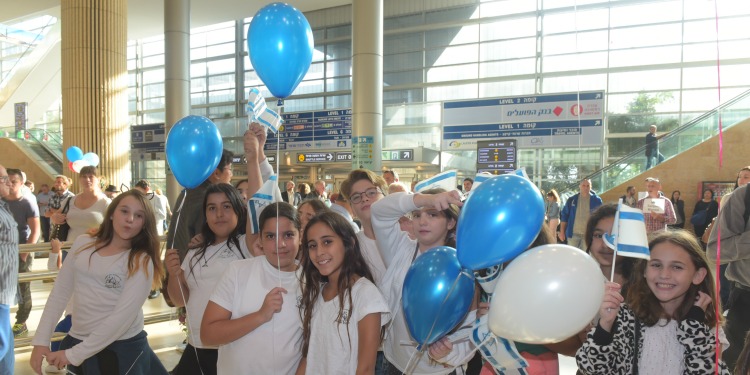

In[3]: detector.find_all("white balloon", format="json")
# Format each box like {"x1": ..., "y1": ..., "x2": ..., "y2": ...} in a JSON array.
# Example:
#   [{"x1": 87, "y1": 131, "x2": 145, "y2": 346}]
[
  {"x1": 488, "y1": 244, "x2": 605, "y2": 344},
  {"x1": 72, "y1": 159, "x2": 88, "y2": 173}
]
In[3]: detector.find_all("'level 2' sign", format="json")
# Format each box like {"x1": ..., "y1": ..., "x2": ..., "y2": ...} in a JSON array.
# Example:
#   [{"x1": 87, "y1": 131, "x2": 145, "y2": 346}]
[{"x1": 382, "y1": 149, "x2": 413, "y2": 161}]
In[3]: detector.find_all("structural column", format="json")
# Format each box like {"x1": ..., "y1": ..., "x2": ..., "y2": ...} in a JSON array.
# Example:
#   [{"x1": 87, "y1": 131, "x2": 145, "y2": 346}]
[
  {"x1": 164, "y1": 0, "x2": 191, "y2": 204},
  {"x1": 351, "y1": 0, "x2": 383, "y2": 171},
  {"x1": 61, "y1": 0, "x2": 129, "y2": 188}
]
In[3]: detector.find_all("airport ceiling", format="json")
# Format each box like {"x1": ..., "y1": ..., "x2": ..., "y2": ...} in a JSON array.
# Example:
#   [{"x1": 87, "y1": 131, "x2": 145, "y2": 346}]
[{"x1": 0, "y1": 0, "x2": 351, "y2": 40}]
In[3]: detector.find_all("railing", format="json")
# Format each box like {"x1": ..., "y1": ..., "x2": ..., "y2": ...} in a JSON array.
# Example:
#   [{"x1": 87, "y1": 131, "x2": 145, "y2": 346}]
[
  {"x1": 557, "y1": 89, "x2": 750, "y2": 199},
  {"x1": 14, "y1": 237, "x2": 176, "y2": 349},
  {"x1": 0, "y1": 17, "x2": 58, "y2": 89}
]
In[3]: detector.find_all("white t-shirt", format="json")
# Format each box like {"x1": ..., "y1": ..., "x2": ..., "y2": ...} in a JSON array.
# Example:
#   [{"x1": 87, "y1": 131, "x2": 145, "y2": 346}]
[
  {"x1": 357, "y1": 232, "x2": 386, "y2": 286},
  {"x1": 305, "y1": 278, "x2": 390, "y2": 375},
  {"x1": 181, "y1": 235, "x2": 251, "y2": 348},
  {"x1": 64, "y1": 195, "x2": 111, "y2": 240},
  {"x1": 210, "y1": 257, "x2": 303, "y2": 375},
  {"x1": 31, "y1": 236, "x2": 153, "y2": 366}
]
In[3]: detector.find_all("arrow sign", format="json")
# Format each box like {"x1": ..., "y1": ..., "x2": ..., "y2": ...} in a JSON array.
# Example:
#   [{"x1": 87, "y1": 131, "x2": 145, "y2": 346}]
[{"x1": 326, "y1": 153, "x2": 333, "y2": 161}]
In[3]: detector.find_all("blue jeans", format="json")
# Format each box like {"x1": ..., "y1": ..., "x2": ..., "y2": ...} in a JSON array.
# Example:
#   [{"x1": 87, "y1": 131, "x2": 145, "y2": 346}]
[
  {"x1": 0, "y1": 305, "x2": 13, "y2": 375},
  {"x1": 646, "y1": 153, "x2": 664, "y2": 169},
  {"x1": 50, "y1": 314, "x2": 72, "y2": 352}
]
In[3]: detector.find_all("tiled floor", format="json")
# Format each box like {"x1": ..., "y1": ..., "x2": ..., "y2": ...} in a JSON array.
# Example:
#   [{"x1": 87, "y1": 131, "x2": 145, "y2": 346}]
[{"x1": 12, "y1": 256, "x2": 581, "y2": 375}]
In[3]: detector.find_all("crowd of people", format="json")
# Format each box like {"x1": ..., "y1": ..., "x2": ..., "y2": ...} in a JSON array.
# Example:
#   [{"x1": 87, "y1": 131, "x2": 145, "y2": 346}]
[{"x1": 0, "y1": 125, "x2": 749, "y2": 375}]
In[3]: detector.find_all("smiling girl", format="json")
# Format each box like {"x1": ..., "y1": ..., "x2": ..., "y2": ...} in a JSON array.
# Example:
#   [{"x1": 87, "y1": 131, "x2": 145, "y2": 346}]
[
  {"x1": 30, "y1": 190, "x2": 166, "y2": 374},
  {"x1": 296, "y1": 212, "x2": 389, "y2": 375},
  {"x1": 201, "y1": 202, "x2": 303, "y2": 375},
  {"x1": 166, "y1": 183, "x2": 252, "y2": 375},
  {"x1": 576, "y1": 230, "x2": 729, "y2": 374}
]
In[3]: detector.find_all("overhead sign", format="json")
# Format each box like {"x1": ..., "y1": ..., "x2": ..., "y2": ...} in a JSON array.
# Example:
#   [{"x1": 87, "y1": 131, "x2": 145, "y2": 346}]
[
  {"x1": 476, "y1": 140, "x2": 517, "y2": 175},
  {"x1": 352, "y1": 136, "x2": 374, "y2": 170},
  {"x1": 297, "y1": 152, "x2": 335, "y2": 163},
  {"x1": 382, "y1": 149, "x2": 414, "y2": 161},
  {"x1": 336, "y1": 152, "x2": 352, "y2": 161},
  {"x1": 131, "y1": 123, "x2": 165, "y2": 161},
  {"x1": 266, "y1": 109, "x2": 352, "y2": 151},
  {"x1": 14, "y1": 102, "x2": 27, "y2": 133},
  {"x1": 442, "y1": 91, "x2": 605, "y2": 150}
]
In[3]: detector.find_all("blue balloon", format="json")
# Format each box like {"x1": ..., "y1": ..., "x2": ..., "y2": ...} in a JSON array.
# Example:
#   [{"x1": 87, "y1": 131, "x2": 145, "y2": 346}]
[
  {"x1": 166, "y1": 115, "x2": 223, "y2": 189},
  {"x1": 457, "y1": 175, "x2": 545, "y2": 271},
  {"x1": 66, "y1": 146, "x2": 83, "y2": 162},
  {"x1": 248, "y1": 3, "x2": 314, "y2": 99},
  {"x1": 402, "y1": 247, "x2": 475, "y2": 349}
]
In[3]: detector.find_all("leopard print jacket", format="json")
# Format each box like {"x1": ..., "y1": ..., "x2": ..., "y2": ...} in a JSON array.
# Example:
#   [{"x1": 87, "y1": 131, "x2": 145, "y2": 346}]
[{"x1": 575, "y1": 304, "x2": 729, "y2": 375}]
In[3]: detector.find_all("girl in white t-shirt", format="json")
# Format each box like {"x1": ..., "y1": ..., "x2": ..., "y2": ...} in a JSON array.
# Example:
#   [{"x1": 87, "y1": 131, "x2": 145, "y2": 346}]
[
  {"x1": 30, "y1": 190, "x2": 167, "y2": 374},
  {"x1": 372, "y1": 188, "x2": 478, "y2": 375},
  {"x1": 166, "y1": 183, "x2": 252, "y2": 375},
  {"x1": 296, "y1": 212, "x2": 390, "y2": 375},
  {"x1": 201, "y1": 202, "x2": 303, "y2": 375}
]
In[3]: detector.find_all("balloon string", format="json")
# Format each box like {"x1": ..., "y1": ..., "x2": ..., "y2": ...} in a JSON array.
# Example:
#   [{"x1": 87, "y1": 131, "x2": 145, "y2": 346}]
[
  {"x1": 403, "y1": 345, "x2": 426, "y2": 375},
  {"x1": 167, "y1": 189, "x2": 187, "y2": 250},
  {"x1": 713, "y1": 2, "x2": 722, "y2": 374}
]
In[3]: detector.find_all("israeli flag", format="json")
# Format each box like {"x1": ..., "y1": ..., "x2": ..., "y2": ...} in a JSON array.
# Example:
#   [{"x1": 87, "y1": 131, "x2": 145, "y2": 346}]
[
  {"x1": 246, "y1": 88, "x2": 283, "y2": 133},
  {"x1": 603, "y1": 201, "x2": 650, "y2": 260},
  {"x1": 414, "y1": 170, "x2": 458, "y2": 193}
]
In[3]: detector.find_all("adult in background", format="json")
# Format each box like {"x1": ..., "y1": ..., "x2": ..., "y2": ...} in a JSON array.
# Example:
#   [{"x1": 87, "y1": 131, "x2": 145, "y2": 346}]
[
  {"x1": 644, "y1": 124, "x2": 665, "y2": 169},
  {"x1": 37, "y1": 183, "x2": 52, "y2": 242},
  {"x1": 462, "y1": 178, "x2": 473, "y2": 194},
  {"x1": 669, "y1": 190, "x2": 686, "y2": 229},
  {"x1": 134, "y1": 179, "x2": 168, "y2": 236},
  {"x1": 546, "y1": 189, "x2": 561, "y2": 242},
  {"x1": 3, "y1": 168, "x2": 40, "y2": 338},
  {"x1": 0, "y1": 165, "x2": 19, "y2": 374},
  {"x1": 692, "y1": 188, "x2": 719, "y2": 241},
  {"x1": 281, "y1": 180, "x2": 301, "y2": 207},
  {"x1": 328, "y1": 193, "x2": 359, "y2": 232},
  {"x1": 297, "y1": 182, "x2": 310, "y2": 201},
  {"x1": 51, "y1": 167, "x2": 111, "y2": 242},
  {"x1": 104, "y1": 184, "x2": 119, "y2": 199},
  {"x1": 707, "y1": 183, "x2": 750, "y2": 372},
  {"x1": 46, "y1": 175, "x2": 75, "y2": 221},
  {"x1": 635, "y1": 177, "x2": 676, "y2": 233},
  {"x1": 383, "y1": 169, "x2": 398, "y2": 186},
  {"x1": 560, "y1": 179, "x2": 602, "y2": 251},
  {"x1": 619, "y1": 185, "x2": 637, "y2": 208},
  {"x1": 308, "y1": 180, "x2": 329, "y2": 205}
]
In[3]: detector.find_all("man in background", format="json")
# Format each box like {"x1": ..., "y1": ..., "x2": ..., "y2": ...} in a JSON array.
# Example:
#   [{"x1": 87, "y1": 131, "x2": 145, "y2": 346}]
[
  {"x1": 560, "y1": 179, "x2": 602, "y2": 250},
  {"x1": 0, "y1": 164, "x2": 19, "y2": 373}
]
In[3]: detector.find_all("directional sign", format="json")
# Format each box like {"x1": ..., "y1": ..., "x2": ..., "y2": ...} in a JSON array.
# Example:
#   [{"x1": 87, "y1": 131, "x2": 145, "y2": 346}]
[
  {"x1": 476, "y1": 139, "x2": 517, "y2": 175},
  {"x1": 443, "y1": 91, "x2": 605, "y2": 150},
  {"x1": 336, "y1": 152, "x2": 352, "y2": 161},
  {"x1": 297, "y1": 152, "x2": 335, "y2": 163},
  {"x1": 381, "y1": 149, "x2": 414, "y2": 161},
  {"x1": 266, "y1": 108, "x2": 352, "y2": 151}
]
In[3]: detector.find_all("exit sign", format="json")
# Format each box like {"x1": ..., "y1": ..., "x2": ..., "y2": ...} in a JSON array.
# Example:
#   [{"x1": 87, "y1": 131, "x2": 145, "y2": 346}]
[{"x1": 382, "y1": 149, "x2": 413, "y2": 161}]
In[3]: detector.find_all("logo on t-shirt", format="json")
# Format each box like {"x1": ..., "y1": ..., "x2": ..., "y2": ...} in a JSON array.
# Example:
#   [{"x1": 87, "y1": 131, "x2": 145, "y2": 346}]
[
  {"x1": 104, "y1": 274, "x2": 123, "y2": 289},
  {"x1": 296, "y1": 295, "x2": 302, "y2": 308},
  {"x1": 337, "y1": 309, "x2": 350, "y2": 325}
]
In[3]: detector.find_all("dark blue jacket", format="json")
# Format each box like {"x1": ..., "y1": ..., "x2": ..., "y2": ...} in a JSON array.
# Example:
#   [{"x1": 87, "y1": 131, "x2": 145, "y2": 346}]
[{"x1": 560, "y1": 191, "x2": 603, "y2": 238}]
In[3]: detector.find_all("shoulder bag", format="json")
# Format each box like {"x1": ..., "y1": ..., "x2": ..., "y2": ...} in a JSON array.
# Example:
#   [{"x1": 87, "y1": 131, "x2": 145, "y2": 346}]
[{"x1": 50, "y1": 198, "x2": 72, "y2": 241}]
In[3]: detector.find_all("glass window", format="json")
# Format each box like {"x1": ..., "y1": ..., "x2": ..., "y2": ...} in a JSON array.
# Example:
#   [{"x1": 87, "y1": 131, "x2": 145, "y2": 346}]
[
  {"x1": 542, "y1": 8, "x2": 609, "y2": 34},
  {"x1": 480, "y1": 0, "x2": 537, "y2": 17},
  {"x1": 384, "y1": 70, "x2": 424, "y2": 86},
  {"x1": 542, "y1": 31, "x2": 609, "y2": 56},
  {"x1": 480, "y1": 17, "x2": 537, "y2": 41},
  {"x1": 426, "y1": 44, "x2": 478, "y2": 67},
  {"x1": 542, "y1": 52, "x2": 608, "y2": 72},
  {"x1": 425, "y1": 25, "x2": 478, "y2": 48},
  {"x1": 326, "y1": 60, "x2": 351, "y2": 78},
  {"x1": 426, "y1": 83, "x2": 478, "y2": 102},
  {"x1": 207, "y1": 59, "x2": 235, "y2": 75},
  {"x1": 479, "y1": 79, "x2": 536, "y2": 97},
  {"x1": 609, "y1": 46, "x2": 682, "y2": 68},
  {"x1": 385, "y1": 51, "x2": 424, "y2": 72},
  {"x1": 609, "y1": 69, "x2": 680, "y2": 93},
  {"x1": 326, "y1": 77, "x2": 351, "y2": 91},
  {"x1": 480, "y1": 38, "x2": 536, "y2": 60},
  {"x1": 383, "y1": 89, "x2": 425, "y2": 106},
  {"x1": 385, "y1": 33, "x2": 424, "y2": 54},
  {"x1": 384, "y1": 14, "x2": 423, "y2": 30},
  {"x1": 426, "y1": 5, "x2": 478, "y2": 24},
  {"x1": 479, "y1": 58, "x2": 536, "y2": 77},
  {"x1": 142, "y1": 69, "x2": 164, "y2": 84},
  {"x1": 427, "y1": 63, "x2": 478, "y2": 83},
  {"x1": 609, "y1": 24, "x2": 682, "y2": 49},
  {"x1": 609, "y1": 1, "x2": 682, "y2": 28},
  {"x1": 541, "y1": 74, "x2": 607, "y2": 93},
  {"x1": 208, "y1": 74, "x2": 234, "y2": 91},
  {"x1": 326, "y1": 94, "x2": 351, "y2": 109},
  {"x1": 326, "y1": 41, "x2": 351, "y2": 60}
]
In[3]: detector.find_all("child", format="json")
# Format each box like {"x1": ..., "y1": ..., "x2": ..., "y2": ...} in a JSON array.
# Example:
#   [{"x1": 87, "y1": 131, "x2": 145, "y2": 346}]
[
  {"x1": 371, "y1": 188, "x2": 476, "y2": 374},
  {"x1": 201, "y1": 202, "x2": 303, "y2": 375},
  {"x1": 576, "y1": 230, "x2": 730, "y2": 374},
  {"x1": 166, "y1": 183, "x2": 252, "y2": 375},
  {"x1": 30, "y1": 190, "x2": 167, "y2": 374},
  {"x1": 296, "y1": 212, "x2": 390, "y2": 374}
]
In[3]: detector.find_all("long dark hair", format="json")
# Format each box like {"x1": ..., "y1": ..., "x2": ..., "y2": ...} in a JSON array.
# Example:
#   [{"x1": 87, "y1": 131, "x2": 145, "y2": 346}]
[
  {"x1": 584, "y1": 204, "x2": 635, "y2": 282},
  {"x1": 626, "y1": 230, "x2": 722, "y2": 328},
  {"x1": 187, "y1": 183, "x2": 248, "y2": 278},
  {"x1": 83, "y1": 190, "x2": 164, "y2": 290},
  {"x1": 298, "y1": 212, "x2": 375, "y2": 356}
]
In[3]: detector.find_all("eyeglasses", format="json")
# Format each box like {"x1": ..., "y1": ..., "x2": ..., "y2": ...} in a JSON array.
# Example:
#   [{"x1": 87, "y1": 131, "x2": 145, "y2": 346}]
[
  {"x1": 0, "y1": 176, "x2": 8, "y2": 183},
  {"x1": 349, "y1": 187, "x2": 382, "y2": 204}
]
